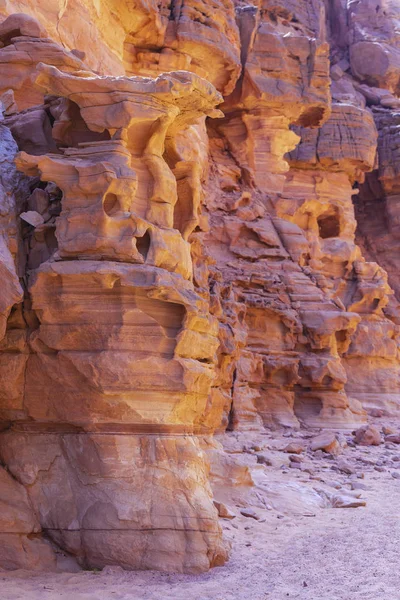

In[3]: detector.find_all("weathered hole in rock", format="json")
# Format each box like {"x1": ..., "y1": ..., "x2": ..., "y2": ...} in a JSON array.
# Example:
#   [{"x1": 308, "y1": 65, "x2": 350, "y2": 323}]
[
  {"x1": 371, "y1": 298, "x2": 381, "y2": 310},
  {"x1": 103, "y1": 193, "x2": 120, "y2": 217},
  {"x1": 132, "y1": 291, "x2": 186, "y2": 340},
  {"x1": 318, "y1": 211, "x2": 341, "y2": 239},
  {"x1": 293, "y1": 389, "x2": 323, "y2": 421},
  {"x1": 44, "y1": 226, "x2": 58, "y2": 251},
  {"x1": 296, "y1": 106, "x2": 326, "y2": 128},
  {"x1": 55, "y1": 100, "x2": 111, "y2": 147},
  {"x1": 335, "y1": 329, "x2": 348, "y2": 353},
  {"x1": 135, "y1": 230, "x2": 151, "y2": 261}
]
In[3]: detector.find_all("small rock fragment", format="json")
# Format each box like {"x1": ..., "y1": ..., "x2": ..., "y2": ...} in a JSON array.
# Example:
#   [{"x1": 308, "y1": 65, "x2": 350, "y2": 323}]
[
  {"x1": 310, "y1": 432, "x2": 341, "y2": 456},
  {"x1": 214, "y1": 500, "x2": 235, "y2": 519},
  {"x1": 382, "y1": 426, "x2": 396, "y2": 436},
  {"x1": 289, "y1": 461, "x2": 302, "y2": 470},
  {"x1": 331, "y1": 63, "x2": 344, "y2": 81},
  {"x1": 283, "y1": 442, "x2": 305, "y2": 454},
  {"x1": 251, "y1": 444, "x2": 262, "y2": 452},
  {"x1": 312, "y1": 449, "x2": 325, "y2": 459},
  {"x1": 325, "y1": 480, "x2": 342, "y2": 490},
  {"x1": 336, "y1": 460, "x2": 355, "y2": 475},
  {"x1": 289, "y1": 454, "x2": 303, "y2": 463},
  {"x1": 368, "y1": 409, "x2": 385, "y2": 418},
  {"x1": 102, "y1": 565, "x2": 125, "y2": 575},
  {"x1": 385, "y1": 434, "x2": 400, "y2": 445},
  {"x1": 330, "y1": 494, "x2": 366, "y2": 508},
  {"x1": 350, "y1": 482, "x2": 368, "y2": 491},
  {"x1": 240, "y1": 508, "x2": 260, "y2": 520},
  {"x1": 20, "y1": 210, "x2": 45, "y2": 227},
  {"x1": 256, "y1": 453, "x2": 273, "y2": 466}
]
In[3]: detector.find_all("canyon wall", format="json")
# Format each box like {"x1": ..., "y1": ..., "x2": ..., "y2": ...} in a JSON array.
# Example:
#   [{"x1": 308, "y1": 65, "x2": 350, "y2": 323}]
[{"x1": 0, "y1": 0, "x2": 400, "y2": 574}]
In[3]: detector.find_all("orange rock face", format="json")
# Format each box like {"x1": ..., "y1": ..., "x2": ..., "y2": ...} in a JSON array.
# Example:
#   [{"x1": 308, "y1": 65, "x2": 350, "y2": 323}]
[{"x1": 0, "y1": 0, "x2": 400, "y2": 574}]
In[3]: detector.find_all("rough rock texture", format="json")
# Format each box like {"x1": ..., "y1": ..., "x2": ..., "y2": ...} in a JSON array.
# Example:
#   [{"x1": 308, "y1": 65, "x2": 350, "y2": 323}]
[
  {"x1": 0, "y1": 0, "x2": 400, "y2": 575},
  {"x1": 0, "y1": 2, "x2": 242, "y2": 94},
  {"x1": 0, "y1": 12, "x2": 227, "y2": 574},
  {"x1": 356, "y1": 110, "x2": 400, "y2": 295}
]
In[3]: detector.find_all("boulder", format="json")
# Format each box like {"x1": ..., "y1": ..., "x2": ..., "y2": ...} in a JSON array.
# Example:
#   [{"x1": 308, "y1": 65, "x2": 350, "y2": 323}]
[{"x1": 353, "y1": 425, "x2": 382, "y2": 446}]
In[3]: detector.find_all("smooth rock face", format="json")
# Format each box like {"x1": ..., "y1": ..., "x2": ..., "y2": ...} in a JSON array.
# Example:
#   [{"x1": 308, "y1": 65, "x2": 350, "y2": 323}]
[
  {"x1": 0, "y1": 0, "x2": 400, "y2": 574},
  {"x1": 347, "y1": 0, "x2": 400, "y2": 92},
  {"x1": 0, "y1": 465, "x2": 56, "y2": 571},
  {"x1": 0, "y1": 432, "x2": 226, "y2": 573}
]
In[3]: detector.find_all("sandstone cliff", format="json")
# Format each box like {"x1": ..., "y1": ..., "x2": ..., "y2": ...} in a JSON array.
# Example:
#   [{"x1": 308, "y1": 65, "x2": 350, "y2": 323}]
[{"x1": 0, "y1": 0, "x2": 399, "y2": 574}]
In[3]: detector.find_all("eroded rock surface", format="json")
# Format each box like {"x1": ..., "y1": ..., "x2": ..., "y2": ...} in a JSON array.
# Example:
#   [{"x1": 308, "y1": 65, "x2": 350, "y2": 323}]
[{"x1": 0, "y1": 0, "x2": 400, "y2": 575}]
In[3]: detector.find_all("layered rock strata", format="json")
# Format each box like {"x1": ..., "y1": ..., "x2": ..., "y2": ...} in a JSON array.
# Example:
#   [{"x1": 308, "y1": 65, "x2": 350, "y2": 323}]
[{"x1": 283, "y1": 104, "x2": 400, "y2": 418}]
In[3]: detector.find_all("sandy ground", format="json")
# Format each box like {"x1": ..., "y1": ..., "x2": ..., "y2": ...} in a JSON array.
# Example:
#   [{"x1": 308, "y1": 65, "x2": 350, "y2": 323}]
[{"x1": 2, "y1": 426, "x2": 400, "y2": 600}]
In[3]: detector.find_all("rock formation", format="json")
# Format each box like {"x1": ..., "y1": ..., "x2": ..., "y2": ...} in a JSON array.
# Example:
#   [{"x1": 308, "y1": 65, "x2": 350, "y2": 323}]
[
  {"x1": 0, "y1": 0, "x2": 400, "y2": 575},
  {"x1": 0, "y1": 12, "x2": 227, "y2": 574}
]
